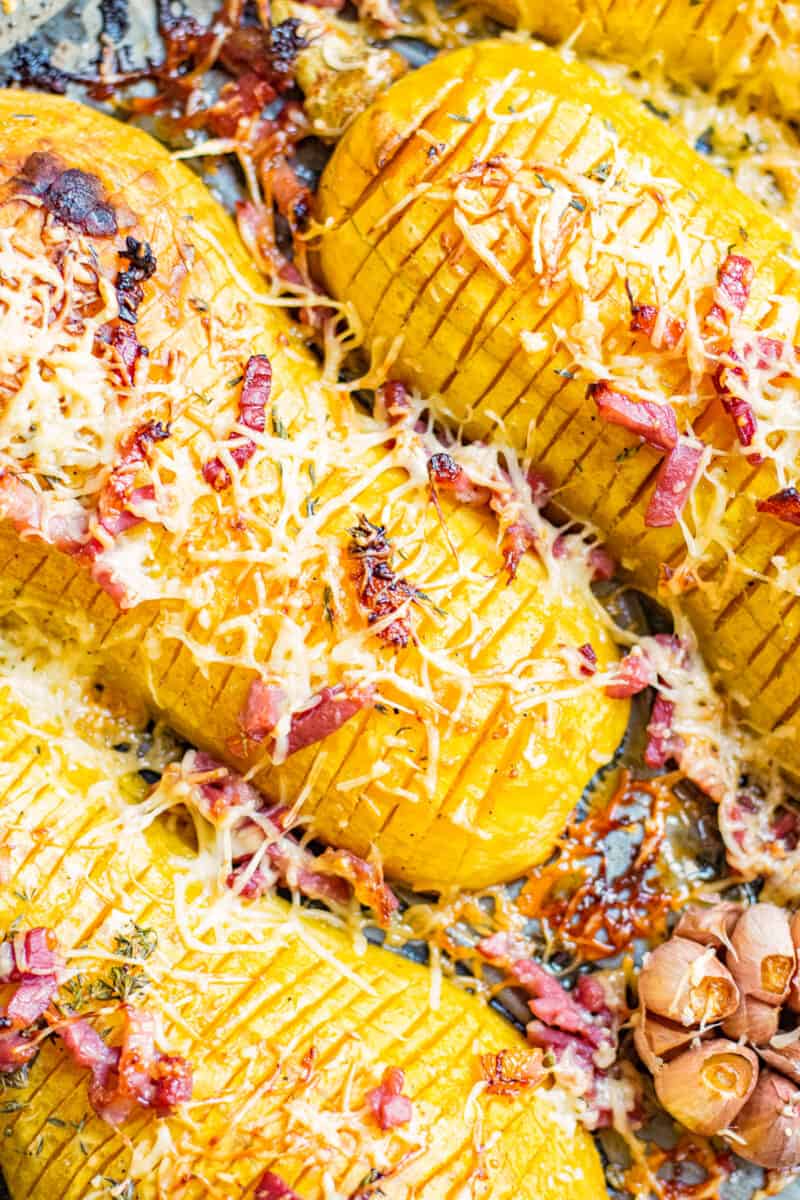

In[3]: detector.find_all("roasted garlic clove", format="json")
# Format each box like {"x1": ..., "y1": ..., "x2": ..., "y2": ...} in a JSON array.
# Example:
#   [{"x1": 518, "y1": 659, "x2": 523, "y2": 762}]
[
  {"x1": 654, "y1": 1039, "x2": 758, "y2": 1136},
  {"x1": 675, "y1": 902, "x2": 743, "y2": 952},
  {"x1": 787, "y1": 911, "x2": 800, "y2": 1014},
  {"x1": 733, "y1": 1069, "x2": 800, "y2": 1170},
  {"x1": 633, "y1": 1010, "x2": 697, "y2": 1073},
  {"x1": 728, "y1": 903, "x2": 795, "y2": 1006},
  {"x1": 758, "y1": 1032, "x2": 800, "y2": 1085},
  {"x1": 639, "y1": 937, "x2": 739, "y2": 1027},
  {"x1": 722, "y1": 994, "x2": 781, "y2": 1045}
]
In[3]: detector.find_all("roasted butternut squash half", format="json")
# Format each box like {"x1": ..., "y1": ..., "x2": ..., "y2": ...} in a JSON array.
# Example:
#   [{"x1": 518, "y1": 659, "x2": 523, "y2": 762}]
[
  {"x1": 475, "y1": 0, "x2": 800, "y2": 123},
  {"x1": 0, "y1": 88, "x2": 627, "y2": 890},
  {"x1": 0, "y1": 629, "x2": 607, "y2": 1199},
  {"x1": 316, "y1": 41, "x2": 800, "y2": 775}
]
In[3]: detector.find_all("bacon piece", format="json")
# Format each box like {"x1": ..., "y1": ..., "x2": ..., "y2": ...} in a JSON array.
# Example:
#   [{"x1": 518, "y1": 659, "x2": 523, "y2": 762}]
[
  {"x1": 480, "y1": 1047, "x2": 546, "y2": 1096},
  {"x1": 756, "y1": 487, "x2": 800, "y2": 527},
  {"x1": 349, "y1": 514, "x2": 425, "y2": 647},
  {"x1": 590, "y1": 381, "x2": 677, "y2": 452},
  {"x1": 708, "y1": 254, "x2": 754, "y2": 329},
  {"x1": 644, "y1": 694, "x2": 684, "y2": 769},
  {"x1": 286, "y1": 684, "x2": 375, "y2": 757},
  {"x1": 645, "y1": 442, "x2": 703, "y2": 528},
  {"x1": 526, "y1": 1020, "x2": 596, "y2": 1071},
  {"x1": 255, "y1": 1172, "x2": 302, "y2": 1200},
  {"x1": 628, "y1": 300, "x2": 685, "y2": 351},
  {"x1": 101, "y1": 323, "x2": 149, "y2": 384},
  {"x1": 240, "y1": 679, "x2": 286, "y2": 743},
  {"x1": 366, "y1": 1066, "x2": 413, "y2": 1131},
  {"x1": 5, "y1": 927, "x2": 61, "y2": 978},
  {"x1": 0, "y1": 1029, "x2": 38, "y2": 1070},
  {"x1": 85, "y1": 1005, "x2": 192, "y2": 1126},
  {"x1": 313, "y1": 848, "x2": 399, "y2": 928},
  {"x1": 578, "y1": 643, "x2": 597, "y2": 676},
  {"x1": 501, "y1": 518, "x2": 537, "y2": 581},
  {"x1": 97, "y1": 420, "x2": 170, "y2": 537},
  {"x1": 203, "y1": 354, "x2": 271, "y2": 490},
  {"x1": 588, "y1": 545, "x2": 617, "y2": 582},
  {"x1": 6, "y1": 975, "x2": 59, "y2": 1027},
  {"x1": 0, "y1": 928, "x2": 62, "y2": 1032},
  {"x1": 378, "y1": 380, "x2": 412, "y2": 425},
  {"x1": 427, "y1": 452, "x2": 488, "y2": 504},
  {"x1": 604, "y1": 649, "x2": 656, "y2": 698}
]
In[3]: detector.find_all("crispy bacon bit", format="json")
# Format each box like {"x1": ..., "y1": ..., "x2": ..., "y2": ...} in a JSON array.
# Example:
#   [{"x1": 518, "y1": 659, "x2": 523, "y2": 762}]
[
  {"x1": 0, "y1": 928, "x2": 62, "y2": 1035},
  {"x1": 645, "y1": 442, "x2": 703, "y2": 528},
  {"x1": 115, "y1": 236, "x2": 157, "y2": 325},
  {"x1": 64, "y1": 1004, "x2": 192, "y2": 1127},
  {"x1": 15, "y1": 152, "x2": 118, "y2": 237},
  {"x1": 255, "y1": 1172, "x2": 302, "y2": 1200},
  {"x1": 96, "y1": 420, "x2": 170, "y2": 537},
  {"x1": 501, "y1": 518, "x2": 537, "y2": 581},
  {"x1": 590, "y1": 381, "x2": 677, "y2": 452},
  {"x1": 626, "y1": 283, "x2": 685, "y2": 351},
  {"x1": 588, "y1": 545, "x2": 617, "y2": 582},
  {"x1": 313, "y1": 848, "x2": 399, "y2": 927},
  {"x1": 756, "y1": 487, "x2": 800, "y2": 527},
  {"x1": 0, "y1": 1030, "x2": 38, "y2": 1071},
  {"x1": 240, "y1": 679, "x2": 286, "y2": 743},
  {"x1": 604, "y1": 648, "x2": 656, "y2": 698},
  {"x1": 378, "y1": 380, "x2": 412, "y2": 424},
  {"x1": 427, "y1": 452, "x2": 488, "y2": 504},
  {"x1": 203, "y1": 354, "x2": 271, "y2": 490},
  {"x1": 286, "y1": 684, "x2": 375, "y2": 757},
  {"x1": 644, "y1": 694, "x2": 684, "y2": 769},
  {"x1": 100, "y1": 323, "x2": 149, "y2": 385},
  {"x1": 578, "y1": 643, "x2": 598, "y2": 676},
  {"x1": 349, "y1": 514, "x2": 426, "y2": 647},
  {"x1": 366, "y1": 1066, "x2": 413, "y2": 1131},
  {"x1": 480, "y1": 1047, "x2": 546, "y2": 1096},
  {"x1": 708, "y1": 253, "x2": 754, "y2": 329}
]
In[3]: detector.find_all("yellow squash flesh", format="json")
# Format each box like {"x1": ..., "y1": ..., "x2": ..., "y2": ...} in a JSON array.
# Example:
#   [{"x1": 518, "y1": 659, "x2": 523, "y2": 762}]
[
  {"x1": 0, "y1": 634, "x2": 607, "y2": 1200},
  {"x1": 476, "y1": 0, "x2": 800, "y2": 123},
  {"x1": 316, "y1": 41, "x2": 800, "y2": 774},
  {"x1": 0, "y1": 89, "x2": 628, "y2": 891}
]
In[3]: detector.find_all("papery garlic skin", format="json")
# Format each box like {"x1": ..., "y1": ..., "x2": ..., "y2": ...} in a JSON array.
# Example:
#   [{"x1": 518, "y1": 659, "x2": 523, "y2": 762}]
[
  {"x1": 788, "y1": 911, "x2": 800, "y2": 1014},
  {"x1": 654, "y1": 1039, "x2": 758, "y2": 1136},
  {"x1": 639, "y1": 937, "x2": 739, "y2": 1027},
  {"x1": 733, "y1": 1070, "x2": 800, "y2": 1170},
  {"x1": 728, "y1": 903, "x2": 795, "y2": 1006},
  {"x1": 633, "y1": 1010, "x2": 695, "y2": 1074},
  {"x1": 759, "y1": 1039, "x2": 800, "y2": 1085}
]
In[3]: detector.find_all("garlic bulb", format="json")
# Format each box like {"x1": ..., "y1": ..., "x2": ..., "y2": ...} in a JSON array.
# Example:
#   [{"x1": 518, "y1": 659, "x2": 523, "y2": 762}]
[
  {"x1": 675, "y1": 902, "x2": 742, "y2": 952},
  {"x1": 654, "y1": 1040, "x2": 758, "y2": 1136}
]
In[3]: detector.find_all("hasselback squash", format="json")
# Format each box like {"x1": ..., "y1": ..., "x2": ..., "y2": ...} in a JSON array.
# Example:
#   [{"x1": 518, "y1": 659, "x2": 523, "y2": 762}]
[
  {"x1": 0, "y1": 89, "x2": 627, "y2": 890},
  {"x1": 475, "y1": 0, "x2": 800, "y2": 123},
  {"x1": 316, "y1": 41, "x2": 800, "y2": 776},
  {"x1": 0, "y1": 629, "x2": 607, "y2": 1199}
]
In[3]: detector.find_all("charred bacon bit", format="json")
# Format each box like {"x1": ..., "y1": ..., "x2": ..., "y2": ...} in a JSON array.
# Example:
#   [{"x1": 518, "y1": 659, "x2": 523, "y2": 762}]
[
  {"x1": 708, "y1": 253, "x2": 754, "y2": 329},
  {"x1": 590, "y1": 380, "x2": 677, "y2": 452},
  {"x1": 115, "y1": 236, "x2": 157, "y2": 325},
  {"x1": 349, "y1": 514, "x2": 426, "y2": 648},
  {"x1": 15, "y1": 152, "x2": 118, "y2": 237},
  {"x1": 366, "y1": 1067, "x2": 413, "y2": 1131},
  {"x1": 99, "y1": 323, "x2": 149, "y2": 385},
  {"x1": 203, "y1": 354, "x2": 271, "y2": 491},
  {"x1": 644, "y1": 694, "x2": 684, "y2": 769},
  {"x1": 151, "y1": 1053, "x2": 194, "y2": 1115},
  {"x1": 254, "y1": 1172, "x2": 302, "y2": 1200},
  {"x1": 286, "y1": 684, "x2": 375, "y2": 757},
  {"x1": 218, "y1": 19, "x2": 305, "y2": 93},
  {"x1": 578, "y1": 643, "x2": 598, "y2": 676},
  {"x1": 96, "y1": 419, "x2": 170, "y2": 537},
  {"x1": 645, "y1": 442, "x2": 703, "y2": 528},
  {"x1": 756, "y1": 487, "x2": 800, "y2": 527},
  {"x1": 605, "y1": 648, "x2": 656, "y2": 698},
  {"x1": 314, "y1": 848, "x2": 399, "y2": 928},
  {"x1": 427, "y1": 451, "x2": 488, "y2": 504},
  {"x1": 480, "y1": 1047, "x2": 546, "y2": 1096}
]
